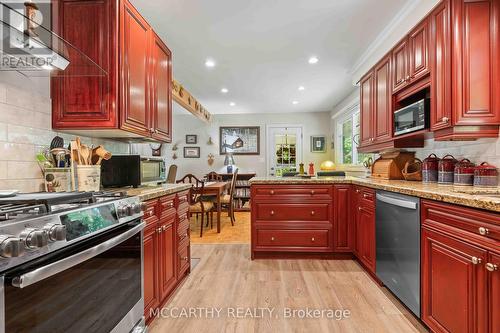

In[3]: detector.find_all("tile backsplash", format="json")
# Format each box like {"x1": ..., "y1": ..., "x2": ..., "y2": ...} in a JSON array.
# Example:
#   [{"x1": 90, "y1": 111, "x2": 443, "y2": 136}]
[
  {"x1": 414, "y1": 137, "x2": 500, "y2": 167},
  {"x1": 0, "y1": 77, "x2": 129, "y2": 193}
]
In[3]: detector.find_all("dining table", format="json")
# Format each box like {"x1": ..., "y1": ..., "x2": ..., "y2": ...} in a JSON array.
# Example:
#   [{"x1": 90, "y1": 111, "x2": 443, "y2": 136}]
[{"x1": 203, "y1": 181, "x2": 230, "y2": 233}]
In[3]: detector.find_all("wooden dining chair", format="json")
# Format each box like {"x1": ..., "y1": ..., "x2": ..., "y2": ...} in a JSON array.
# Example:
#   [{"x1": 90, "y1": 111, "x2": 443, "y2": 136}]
[
  {"x1": 176, "y1": 174, "x2": 214, "y2": 237},
  {"x1": 221, "y1": 168, "x2": 238, "y2": 226},
  {"x1": 206, "y1": 171, "x2": 223, "y2": 181},
  {"x1": 166, "y1": 164, "x2": 177, "y2": 183}
]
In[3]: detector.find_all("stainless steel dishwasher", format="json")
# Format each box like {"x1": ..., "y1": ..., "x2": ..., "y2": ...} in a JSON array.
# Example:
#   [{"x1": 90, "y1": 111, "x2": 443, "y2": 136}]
[{"x1": 376, "y1": 190, "x2": 420, "y2": 317}]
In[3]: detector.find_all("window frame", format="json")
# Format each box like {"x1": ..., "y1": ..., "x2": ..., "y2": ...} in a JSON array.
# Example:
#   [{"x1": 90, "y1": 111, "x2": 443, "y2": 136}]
[{"x1": 334, "y1": 103, "x2": 364, "y2": 166}]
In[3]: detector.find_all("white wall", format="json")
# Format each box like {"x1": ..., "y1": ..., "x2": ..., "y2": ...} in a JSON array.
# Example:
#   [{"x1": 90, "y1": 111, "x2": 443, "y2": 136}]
[
  {"x1": 0, "y1": 74, "x2": 129, "y2": 192},
  {"x1": 138, "y1": 112, "x2": 334, "y2": 179},
  {"x1": 351, "y1": 0, "x2": 440, "y2": 84}
]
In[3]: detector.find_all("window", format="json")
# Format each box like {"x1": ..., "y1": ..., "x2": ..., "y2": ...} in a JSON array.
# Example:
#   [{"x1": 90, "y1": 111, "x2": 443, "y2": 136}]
[{"x1": 335, "y1": 106, "x2": 371, "y2": 165}]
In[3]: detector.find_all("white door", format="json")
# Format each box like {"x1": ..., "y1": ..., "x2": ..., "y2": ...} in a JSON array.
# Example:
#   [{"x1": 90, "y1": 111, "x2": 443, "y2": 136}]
[{"x1": 267, "y1": 126, "x2": 303, "y2": 176}]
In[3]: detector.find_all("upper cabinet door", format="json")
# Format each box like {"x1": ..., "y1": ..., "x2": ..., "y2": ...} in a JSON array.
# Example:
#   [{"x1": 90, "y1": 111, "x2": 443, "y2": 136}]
[
  {"x1": 430, "y1": 0, "x2": 453, "y2": 131},
  {"x1": 51, "y1": 0, "x2": 117, "y2": 129},
  {"x1": 151, "y1": 32, "x2": 173, "y2": 143},
  {"x1": 374, "y1": 56, "x2": 392, "y2": 143},
  {"x1": 359, "y1": 72, "x2": 374, "y2": 147},
  {"x1": 120, "y1": 0, "x2": 151, "y2": 137},
  {"x1": 452, "y1": 0, "x2": 500, "y2": 125},
  {"x1": 391, "y1": 38, "x2": 409, "y2": 93},
  {"x1": 408, "y1": 19, "x2": 430, "y2": 81}
]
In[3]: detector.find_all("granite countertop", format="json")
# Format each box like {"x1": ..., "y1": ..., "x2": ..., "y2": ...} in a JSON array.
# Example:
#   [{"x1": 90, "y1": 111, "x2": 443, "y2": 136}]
[
  {"x1": 115, "y1": 183, "x2": 192, "y2": 201},
  {"x1": 249, "y1": 176, "x2": 500, "y2": 213}
]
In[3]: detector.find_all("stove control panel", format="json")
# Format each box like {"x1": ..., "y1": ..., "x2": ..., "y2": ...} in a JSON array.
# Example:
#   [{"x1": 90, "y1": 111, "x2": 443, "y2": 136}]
[
  {"x1": 20, "y1": 228, "x2": 49, "y2": 249},
  {"x1": 0, "y1": 235, "x2": 25, "y2": 258}
]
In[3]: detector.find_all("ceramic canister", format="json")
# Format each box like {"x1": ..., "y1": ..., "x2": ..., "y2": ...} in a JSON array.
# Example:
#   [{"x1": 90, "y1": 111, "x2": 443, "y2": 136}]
[
  {"x1": 438, "y1": 154, "x2": 457, "y2": 185},
  {"x1": 453, "y1": 159, "x2": 475, "y2": 186},
  {"x1": 422, "y1": 153, "x2": 440, "y2": 183},
  {"x1": 473, "y1": 162, "x2": 498, "y2": 187}
]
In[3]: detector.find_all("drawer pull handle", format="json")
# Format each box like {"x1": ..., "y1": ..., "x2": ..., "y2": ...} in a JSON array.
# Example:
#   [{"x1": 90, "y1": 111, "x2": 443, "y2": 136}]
[
  {"x1": 270, "y1": 210, "x2": 275, "y2": 216},
  {"x1": 157, "y1": 227, "x2": 162, "y2": 234},
  {"x1": 311, "y1": 211, "x2": 315, "y2": 216},
  {"x1": 310, "y1": 190, "x2": 315, "y2": 195},
  {"x1": 471, "y1": 257, "x2": 482, "y2": 265},
  {"x1": 182, "y1": 256, "x2": 189, "y2": 261},
  {"x1": 486, "y1": 263, "x2": 498, "y2": 272},
  {"x1": 271, "y1": 237, "x2": 275, "y2": 241},
  {"x1": 478, "y1": 227, "x2": 489, "y2": 236},
  {"x1": 169, "y1": 203, "x2": 174, "y2": 208},
  {"x1": 149, "y1": 211, "x2": 154, "y2": 217},
  {"x1": 270, "y1": 190, "x2": 275, "y2": 195},
  {"x1": 311, "y1": 237, "x2": 315, "y2": 242}
]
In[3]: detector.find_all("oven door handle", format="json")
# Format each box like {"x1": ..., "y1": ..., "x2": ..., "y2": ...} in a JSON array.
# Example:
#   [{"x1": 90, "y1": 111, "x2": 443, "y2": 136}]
[{"x1": 11, "y1": 222, "x2": 145, "y2": 288}]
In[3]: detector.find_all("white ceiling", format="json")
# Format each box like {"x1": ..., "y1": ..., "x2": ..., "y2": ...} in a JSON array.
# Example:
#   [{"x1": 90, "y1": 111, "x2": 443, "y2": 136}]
[{"x1": 132, "y1": 0, "x2": 412, "y2": 114}]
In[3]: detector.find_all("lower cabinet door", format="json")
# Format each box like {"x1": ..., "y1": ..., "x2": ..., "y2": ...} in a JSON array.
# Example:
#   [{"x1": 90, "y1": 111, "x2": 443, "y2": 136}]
[
  {"x1": 488, "y1": 251, "x2": 500, "y2": 333},
  {"x1": 143, "y1": 224, "x2": 160, "y2": 320},
  {"x1": 421, "y1": 227, "x2": 487, "y2": 333},
  {"x1": 159, "y1": 220, "x2": 177, "y2": 300},
  {"x1": 333, "y1": 185, "x2": 352, "y2": 252},
  {"x1": 357, "y1": 206, "x2": 376, "y2": 273}
]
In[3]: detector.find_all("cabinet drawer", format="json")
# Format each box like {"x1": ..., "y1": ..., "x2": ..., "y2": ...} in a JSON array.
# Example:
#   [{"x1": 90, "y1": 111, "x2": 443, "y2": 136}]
[
  {"x1": 255, "y1": 203, "x2": 330, "y2": 221},
  {"x1": 178, "y1": 216, "x2": 190, "y2": 236},
  {"x1": 422, "y1": 200, "x2": 500, "y2": 242},
  {"x1": 144, "y1": 199, "x2": 159, "y2": 226},
  {"x1": 178, "y1": 240, "x2": 190, "y2": 275},
  {"x1": 177, "y1": 191, "x2": 189, "y2": 206},
  {"x1": 252, "y1": 185, "x2": 333, "y2": 201},
  {"x1": 355, "y1": 186, "x2": 375, "y2": 207},
  {"x1": 159, "y1": 195, "x2": 176, "y2": 218},
  {"x1": 178, "y1": 227, "x2": 190, "y2": 243},
  {"x1": 177, "y1": 203, "x2": 189, "y2": 216},
  {"x1": 255, "y1": 229, "x2": 330, "y2": 248}
]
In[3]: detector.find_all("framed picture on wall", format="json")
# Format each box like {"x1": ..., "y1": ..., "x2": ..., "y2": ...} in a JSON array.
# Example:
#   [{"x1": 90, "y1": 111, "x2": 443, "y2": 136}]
[
  {"x1": 219, "y1": 126, "x2": 260, "y2": 155},
  {"x1": 184, "y1": 147, "x2": 200, "y2": 158},
  {"x1": 310, "y1": 135, "x2": 326, "y2": 153},
  {"x1": 186, "y1": 134, "x2": 197, "y2": 144}
]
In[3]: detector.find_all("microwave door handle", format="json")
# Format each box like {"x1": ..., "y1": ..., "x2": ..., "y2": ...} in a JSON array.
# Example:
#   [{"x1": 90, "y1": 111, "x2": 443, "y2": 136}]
[{"x1": 11, "y1": 222, "x2": 145, "y2": 289}]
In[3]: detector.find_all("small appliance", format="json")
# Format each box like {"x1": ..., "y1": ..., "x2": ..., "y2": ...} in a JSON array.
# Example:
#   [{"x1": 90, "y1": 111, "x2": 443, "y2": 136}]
[
  {"x1": 394, "y1": 98, "x2": 429, "y2": 136},
  {"x1": 101, "y1": 155, "x2": 166, "y2": 188}
]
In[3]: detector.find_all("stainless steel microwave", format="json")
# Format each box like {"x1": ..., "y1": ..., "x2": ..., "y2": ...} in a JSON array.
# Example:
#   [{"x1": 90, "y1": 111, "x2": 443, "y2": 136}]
[
  {"x1": 394, "y1": 98, "x2": 429, "y2": 136},
  {"x1": 101, "y1": 155, "x2": 166, "y2": 188}
]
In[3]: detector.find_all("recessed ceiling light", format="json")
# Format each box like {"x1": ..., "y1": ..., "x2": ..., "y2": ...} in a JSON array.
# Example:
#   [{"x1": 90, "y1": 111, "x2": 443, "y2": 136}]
[
  {"x1": 205, "y1": 59, "x2": 216, "y2": 68},
  {"x1": 308, "y1": 56, "x2": 319, "y2": 64},
  {"x1": 221, "y1": 88, "x2": 228, "y2": 93},
  {"x1": 229, "y1": 102, "x2": 236, "y2": 106},
  {"x1": 298, "y1": 86, "x2": 305, "y2": 91},
  {"x1": 292, "y1": 101, "x2": 299, "y2": 105}
]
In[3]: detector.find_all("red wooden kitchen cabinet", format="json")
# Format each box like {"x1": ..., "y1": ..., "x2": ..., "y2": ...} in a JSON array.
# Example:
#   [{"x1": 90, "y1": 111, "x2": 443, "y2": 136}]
[
  {"x1": 431, "y1": 0, "x2": 500, "y2": 140},
  {"x1": 51, "y1": 0, "x2": 173, "y2": 143},
  {"x1": 421, "y1": 227, "x2": 488, "y2": 333},
  {"x1": 333, "y1": 185, "x2": 353, "y2": 252},
  {"x1": 373, "y1": 55, "x2": 392, "y2": 143},
  {"x1": 392, "y1": 18, "x2": 429, "y2": 94},
  {"x1": 150, "y1": 32, "x2": 173, "y2": 142},
  {"x1": 359, "y1": 71, "x2": 374, "y2": 147},
  {"x1": 159, "y1": 216, "x2": 177, "y2": 300},
  {"x1": 488, "y1": 251, "x2": 500, "y2": 332},
  {"x1": 354, "y1": 187, "x2": 376, "y2": 274},
  {"x1": 143, "y1": 223, "x2": 160, "y2": 321}
]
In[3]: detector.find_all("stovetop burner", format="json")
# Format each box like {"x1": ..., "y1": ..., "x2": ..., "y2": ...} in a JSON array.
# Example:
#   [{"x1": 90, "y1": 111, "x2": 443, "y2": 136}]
[{"x1": 0, "y1": 191, "x2": 128, "y2": 223}]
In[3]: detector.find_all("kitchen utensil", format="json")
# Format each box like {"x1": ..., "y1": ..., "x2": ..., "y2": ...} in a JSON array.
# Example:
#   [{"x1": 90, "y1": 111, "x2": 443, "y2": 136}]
[
  {"x1": 50, "y1": 136, "x2": 64, "y2": 150},
  {"x1": 438, "y1": 154, "x2": 457, "y2": 185},
  {"x1": 92, "y1": 146, "x2": 112, "y2": 165},
  {"x1": 50, "y1": 148, "x2": 69, "y2": 168},
  {"x1": 422, "y1": 153, "x2": 440, "y2": 183},
  {"x1": 473, "y1": 162, "x2": 498, "y2": 187},
  {"x1": 79, "y1": 145, "x2": 90, "y2": 166},
  {"x1": 75, "y1": 137, "x2": 83, "y2": 165},
  {"x1": 371, "y1": 151, "x2": 415, "y2": 180},
  {"x1": 402, "y1": 158, "x2": 422, "y2": 181},
  {"x1": 454, "y1": 159, "x2": 475, "y2": 186}
]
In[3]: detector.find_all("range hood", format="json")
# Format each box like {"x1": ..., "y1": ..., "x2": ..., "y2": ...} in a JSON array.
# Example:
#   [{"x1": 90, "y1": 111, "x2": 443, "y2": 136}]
[{"x1": 0, "y1": 1, "x2": 106, "y2": 77}]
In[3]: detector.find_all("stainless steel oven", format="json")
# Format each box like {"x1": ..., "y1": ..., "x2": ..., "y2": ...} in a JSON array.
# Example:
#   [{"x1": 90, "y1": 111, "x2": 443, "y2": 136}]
[
  {"x1": 394, "y1": 98, "x2": 429, "y2": 136},
  {"x1": 0, "y1": 194, "x2": 147, "y2": 333}
]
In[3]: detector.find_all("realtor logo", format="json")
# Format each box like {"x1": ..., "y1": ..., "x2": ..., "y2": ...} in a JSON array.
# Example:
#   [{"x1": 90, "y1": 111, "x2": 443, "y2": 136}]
[{"x1": 0, "y1": 1, "x2": 66, "y2": 71}]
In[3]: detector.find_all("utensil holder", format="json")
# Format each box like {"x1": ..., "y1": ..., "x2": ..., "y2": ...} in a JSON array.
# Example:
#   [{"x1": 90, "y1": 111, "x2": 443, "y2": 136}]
[
  {"x1": 44, "y1": 168, "x2": 72, "y2": 192},
  {"x1": 76, "y1": 165, "x2": 101, "y2": 192}
]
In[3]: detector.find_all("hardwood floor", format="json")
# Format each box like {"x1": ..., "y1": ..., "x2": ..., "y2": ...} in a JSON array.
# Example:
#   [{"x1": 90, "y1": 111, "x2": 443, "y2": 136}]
[
  {"x1": 149, "y1": 244, "x2": 428, "y2": 333},
  {"x1": 190, "y1": 212, "x2": 250, "y2": 244}
]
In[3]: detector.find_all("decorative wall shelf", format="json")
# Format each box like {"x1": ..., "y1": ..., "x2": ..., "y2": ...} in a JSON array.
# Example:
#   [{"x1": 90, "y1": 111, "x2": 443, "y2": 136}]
[{"x1": 172, "y1": 79, "x2": 212, "y2": 123}]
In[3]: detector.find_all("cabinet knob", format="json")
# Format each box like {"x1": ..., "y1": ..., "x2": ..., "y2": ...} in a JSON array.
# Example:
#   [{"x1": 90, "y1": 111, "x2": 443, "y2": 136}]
[
  {"x1": 150, "y1": 128, "x2": 155, "y2": 133},
  {"x1": 163, "y1": 225, "x2": 168, "y2": 231},
  {"x1": 311, "y1": 237, "x2": 315, "y2": 242},
  {"x1": 406, "y1": 75, "x2": 410, "y2": 81},
  {"x1": 271, "y1": 237, "x2": 275, "y2": 241},
  {"x1": 442, "y1": 116, "x2": 449, "y2": 123},
  {"x1": 182, "y1": 256, "x2": 189, "y2": 261},
  {"x1": 486, "y1": 263, "x2": 498, "y2": 272},
  {"x1": 310, "y1": 211, "x2": 315, "y2": 216},
  {"x1": 471, "y1": 256, "x2": 482, "y2": 265},
  {"x1": 358, "y1": 207, "x2": 362, "y2": 211},
  {"x1": 149, "y1": 211, "x2": 154, "y2": 217},
  {"x1": 270, "y1": 190, "x2": 275, "y2": 195},
  {"x1": 157, "y1": 227, "x2": 162, "y2": 234},
  {"x1": 478, "y1": 227, "x2": 489, "y2": 236},
  {"x1": 363, "y1": 193, "x2": 369, "y2": 198},
  {"x1": 356, "y1": 189, "x2": 360, "y2": 193},
  {"x1": 270, "y1": 210, "x2": 275, "y2": 216},
  {"x1": 310, "y1": 190, "x2": 315, "y2": 195}
]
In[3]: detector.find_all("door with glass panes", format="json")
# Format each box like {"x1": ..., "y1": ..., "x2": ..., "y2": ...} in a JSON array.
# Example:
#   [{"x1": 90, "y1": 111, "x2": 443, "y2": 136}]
[{"x1": 267, "y1": 126, "x2": 302, "y2": 176}]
